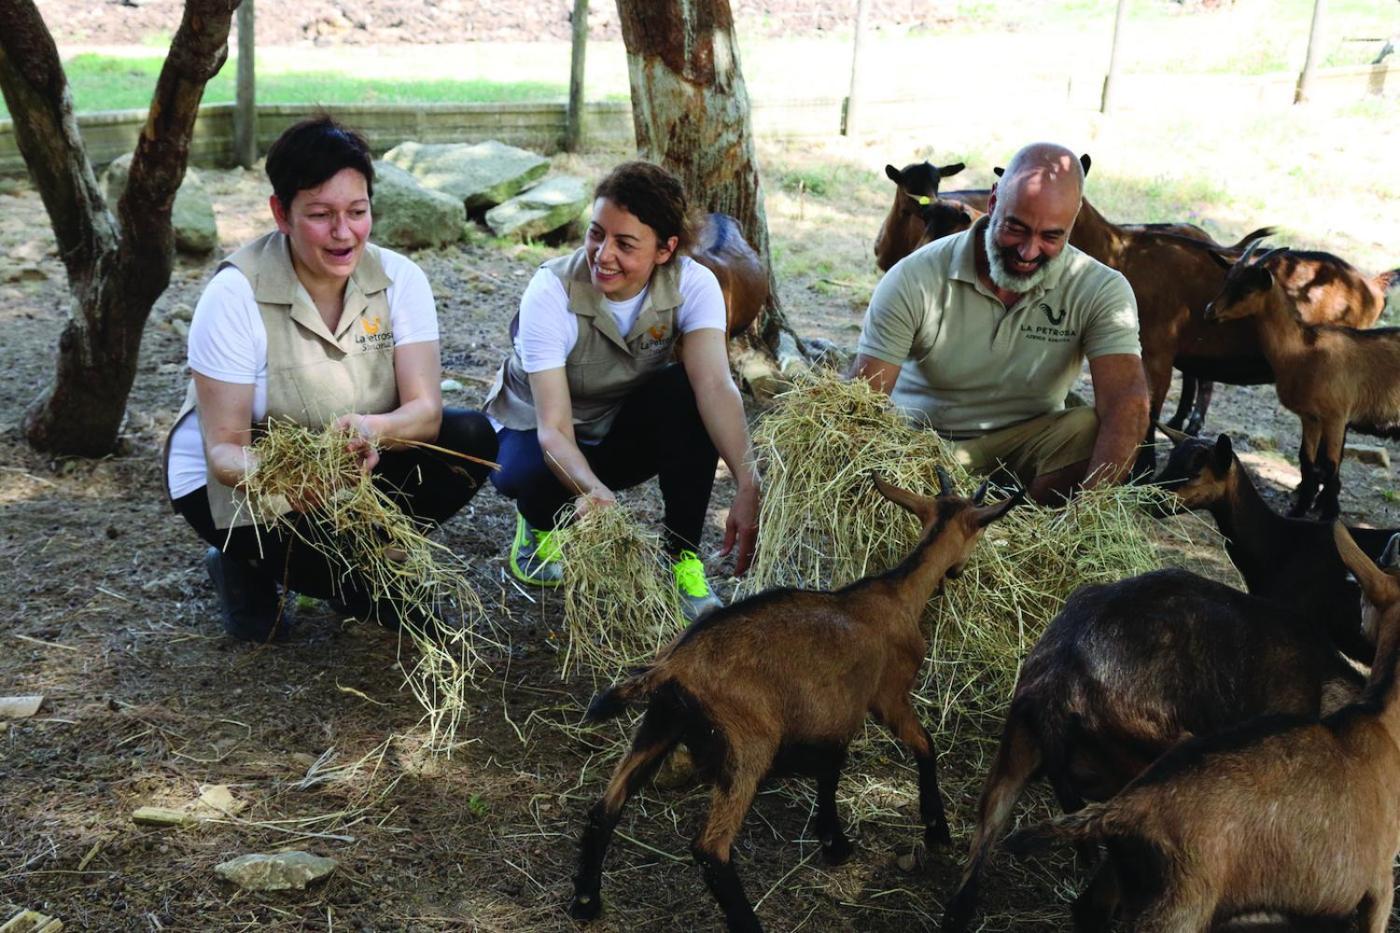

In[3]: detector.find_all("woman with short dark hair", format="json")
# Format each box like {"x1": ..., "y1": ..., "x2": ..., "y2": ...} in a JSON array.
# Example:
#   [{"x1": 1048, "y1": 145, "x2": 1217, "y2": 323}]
[
  {"x1": 484, "y1": 161, "x2": 760, "y2": 620},
  {"x1": 166, "y1": 115, "x2": 496, "y2": 641}
]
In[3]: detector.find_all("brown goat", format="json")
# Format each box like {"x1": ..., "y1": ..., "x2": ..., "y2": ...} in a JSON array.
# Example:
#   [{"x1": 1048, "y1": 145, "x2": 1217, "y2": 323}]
[
  {"x1": 873, "y1": 160, "x2": 971, "y2": 271},
  {"x1": 1204, "y1": 245, "x2": 1400, "y2": 520},
  {"x1": 569, "y1": 471, "x2": 1022, "y2": 932},
  {"x1": 939, "y1": 566, "x2": 1364, "y2": 932},
  {"x1": 1002, "y1": 526, "x2": 1400, "y2": 932},
  {"x1": 691, "y1": 212, "x2": 770, "y2": 338}
]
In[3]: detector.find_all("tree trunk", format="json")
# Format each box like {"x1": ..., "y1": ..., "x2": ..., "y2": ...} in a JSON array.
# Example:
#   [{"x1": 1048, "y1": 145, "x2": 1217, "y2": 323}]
[
  {"x1": 615, "y1": 0, "x2": 810, "y2": 394},
  {"x1": 0, "y1": 0, "x2": 238, "y2": 455},
  {"x1": 565, "y1": 0, "x2": 588, "y2": 152}
]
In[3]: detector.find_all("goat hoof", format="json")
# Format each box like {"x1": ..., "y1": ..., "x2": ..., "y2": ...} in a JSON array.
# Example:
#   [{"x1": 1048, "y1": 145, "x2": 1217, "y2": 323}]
[
  {"x1": 926, "y1": 822, "x2": 953, "y2": 848},
  {"x1": 821, "y1": 833, "x2": 854, "y2": 866},
  {"x1": 569, "y1": 892, "x2": 602, "y2": 922}
]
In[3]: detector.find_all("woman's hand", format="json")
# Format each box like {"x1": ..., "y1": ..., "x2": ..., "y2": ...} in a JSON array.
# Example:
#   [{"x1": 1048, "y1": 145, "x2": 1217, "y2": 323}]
[
  {"x1": 574, "y1": 486, "x2": 617, "y2": 519},
  {"x1": 332, "y1": 412, "x2": 382, "y2": 475},
  {"x1": 721, "y1": 479, "x2": 760, "y2": 576}
]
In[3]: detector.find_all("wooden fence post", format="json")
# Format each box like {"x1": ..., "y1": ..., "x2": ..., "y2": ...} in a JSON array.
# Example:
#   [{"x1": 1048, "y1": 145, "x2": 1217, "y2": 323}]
[
  {"x1": 842, "y1": 0, "x2": 869, "y2": 136},
  {"x1": 1100, "y1": 0, "x2": 1128, "y2": 113},
  {"x1": 234, "y1": 0, "x2": 256, "y2": 167},
  {"x1": 565, "y1": 0, "x2": 589, "y2": 151},
  {"x1": 1295, "y1": 0, "x2": 1327, "y2": 104}
]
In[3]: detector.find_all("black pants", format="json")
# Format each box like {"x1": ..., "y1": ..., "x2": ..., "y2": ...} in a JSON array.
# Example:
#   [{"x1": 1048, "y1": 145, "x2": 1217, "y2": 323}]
[
  {"x1": 172, "y1": 408, "x2": 498, "y2": 600},
  {"x1": 489, "y1": 364, "x2": 719, "y2": 555}
]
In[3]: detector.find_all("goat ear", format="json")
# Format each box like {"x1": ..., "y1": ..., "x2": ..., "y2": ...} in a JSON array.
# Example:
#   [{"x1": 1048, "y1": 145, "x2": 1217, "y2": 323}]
[
  {"x1": 872, "y1": 473, "x2": 936, "y2": 519},
  {"x1": 1155, "y1": 421, "x2": 1191, "y2": 446},
  {"x1": 972, "y1": 478, "x2": 990, "y2": 505},
  {"x1": 1335, "y1": 526, "x2": 1400, "y2": 610},
  {"x1": 1079, "y1": 153, "x2": 1092, "y2": 176},
  {"x1": 939, "y1": 162, "x2": 966, "y2": 178},
  {"x1": 976, "y1": 487, "x2": 1026, "y2": 528},
  {"x1": 936, "y1": 465, "x2": 956, "y2": 497},
  {"x1": 992, "y1": 165, "x2": 1005, "y2": 178},
  {"x1": 1213, "y1": 434, "x2": 1234, "y2": 470},
  {"x1": 885, "y1": 164, "x2": 902, "y2": 184}
]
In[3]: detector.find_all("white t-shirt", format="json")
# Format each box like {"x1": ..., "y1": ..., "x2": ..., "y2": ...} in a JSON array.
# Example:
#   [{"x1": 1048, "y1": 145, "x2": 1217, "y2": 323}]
[
  {"x1": 514, "y1": 255, "x2": 726, "y2": 374},
  {"x1": 167, "y1": 247, "x2": 439, "y2": 498}
]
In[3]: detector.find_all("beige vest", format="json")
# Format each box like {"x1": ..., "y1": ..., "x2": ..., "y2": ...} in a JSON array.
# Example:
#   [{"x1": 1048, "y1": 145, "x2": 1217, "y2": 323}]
[
  {"x1": 483, "y1": 247, "x2": 683, "y2": 440},
  {"x1": 167, "y1": 232, "x2": 400, "y2": 529}
]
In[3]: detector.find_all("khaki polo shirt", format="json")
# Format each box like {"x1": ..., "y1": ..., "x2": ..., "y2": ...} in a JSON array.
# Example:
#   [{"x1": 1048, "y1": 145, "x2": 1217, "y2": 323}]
[{"x1": 858, "y1": 216, "x2": 1140, "y2": 435}]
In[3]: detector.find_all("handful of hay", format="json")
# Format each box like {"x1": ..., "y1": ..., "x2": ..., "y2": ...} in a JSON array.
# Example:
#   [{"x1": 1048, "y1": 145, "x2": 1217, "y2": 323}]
[
  {"x1": 556, "y1": 503, "x2": 684, "y2": 684},
  {"x1": 744, "y1": 373, "x2": 1172, "y2": 741},
  {"x1": 240, "y1": 419, "x2": 501, "y2": 750}
]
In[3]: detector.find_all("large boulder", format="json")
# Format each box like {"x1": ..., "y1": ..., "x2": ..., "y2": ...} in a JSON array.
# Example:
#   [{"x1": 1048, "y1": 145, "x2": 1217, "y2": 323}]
[
  {"x1": 370, "y1": 160, "x2": 466, "y2": 249},
  {"x1": 383, "y1": 140, "x2": 549, "y2": 211},
  {"x1": 484, "y1": 175, "x2": 589, "y2": 240},
  {"x1": 102, "y1": 154, "x2": 218, "y2": 255}
]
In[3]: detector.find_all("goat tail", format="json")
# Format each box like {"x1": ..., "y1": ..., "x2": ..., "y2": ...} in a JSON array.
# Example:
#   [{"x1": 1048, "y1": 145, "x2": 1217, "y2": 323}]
[
  {"x1": 1001, "y1": 802, "x2": 1111, "y2": 857},
  {"x1": 584, "y1": 666, "x2": 663, "y2": 722},
  {"x1": 1375, "y1": 266, "x2": 1400, "y2": 295}
]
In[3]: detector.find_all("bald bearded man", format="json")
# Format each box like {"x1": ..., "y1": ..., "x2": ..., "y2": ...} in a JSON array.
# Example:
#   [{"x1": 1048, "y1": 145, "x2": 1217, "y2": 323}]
[{"x1": 852, "y1": 142, "x2": 1150, "y2": 503}]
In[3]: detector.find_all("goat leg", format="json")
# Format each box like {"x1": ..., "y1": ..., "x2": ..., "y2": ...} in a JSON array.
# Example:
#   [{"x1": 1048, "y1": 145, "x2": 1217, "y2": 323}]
[
  {"x1": 1165, "y1": 376, "x2": 1197, "y2": 433},
  {"x1": 1185, "y1": 381, "x2": 1212, "y2": 437},
  {"x1": 1315, "y1": 425, "x2": 1346, "y2": 522},
  {"x1": 1358, "y1": 867, "x2": 1395, "y2": 933},
  {"x1": 1289, "y1": 422, "x2": 1323, "y2": 518},
  {"x1": 1069, "y1": 858, "x2": 1121, "y2": 933},
  {"x1": 880, "y1": 698, "x2": 952, "y2": 847},
  {"x1": 693, "y1": 769, "x2": 766, "y2": 933},
  {"x1": 815, "y1": 752, "x2": 854, "y2": 865},
  {"x1": 570, "y1": 703, "x2": 681, "y2": 921}
]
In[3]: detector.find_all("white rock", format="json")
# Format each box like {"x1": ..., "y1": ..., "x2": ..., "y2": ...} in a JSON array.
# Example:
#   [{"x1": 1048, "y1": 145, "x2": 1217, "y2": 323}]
[{"x1": 215, "y1": 851, "x2": 337, "y2": 891}]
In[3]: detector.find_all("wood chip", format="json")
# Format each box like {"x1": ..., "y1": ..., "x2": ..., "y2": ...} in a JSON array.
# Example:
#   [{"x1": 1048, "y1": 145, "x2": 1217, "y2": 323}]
[
  {"x1": 0, "y1": 696, "x2": 43, "y2": 719},
  {"x1": 0, "y1": 909, "x2": 64, "y2": 933},
  {"x1": 130, "y1": 807, "x2": 196, "y2": 827}
]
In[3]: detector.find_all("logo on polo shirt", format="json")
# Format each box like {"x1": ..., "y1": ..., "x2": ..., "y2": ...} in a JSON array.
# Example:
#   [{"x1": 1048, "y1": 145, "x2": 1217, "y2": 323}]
[
  {"x1": 355, "y1": 315, "x2": 393, "y2": 350},
  {"x1": 1019, "y1": 302, "x2": 1076, "y2": 344},
  {"x1": 1041, "y1": 302, "x2": 1067, "y2": 326}
]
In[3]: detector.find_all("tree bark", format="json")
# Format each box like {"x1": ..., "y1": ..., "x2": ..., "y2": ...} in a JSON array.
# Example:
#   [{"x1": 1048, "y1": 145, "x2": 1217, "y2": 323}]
[
  {"x1": 0, "y1": 0, "x2": 238, "y2": 455},
  {"x1": 565, "y1": 0, "x2": 588, "y2": 152},
  {"x1": 615, "y1": 0, "x2": 810, "y2": 392}
]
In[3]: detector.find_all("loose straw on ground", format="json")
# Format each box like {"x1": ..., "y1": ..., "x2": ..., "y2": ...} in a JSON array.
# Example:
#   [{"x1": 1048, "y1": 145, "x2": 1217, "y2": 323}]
[
  {"x1": 741, "y1": 372, "x2": 1180, "y2": 742},
  {"x1": 555, "y1": 503, "x2": 684, "y2": 685},
  {"x1": 238, "y1": 419, "x2": 504, "y2": 751}
]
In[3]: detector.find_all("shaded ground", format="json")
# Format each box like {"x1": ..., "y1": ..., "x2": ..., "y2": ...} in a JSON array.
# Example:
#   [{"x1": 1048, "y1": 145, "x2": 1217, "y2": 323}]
[{"x1": 1, "y1": 134, "x2": 1397, "y2": 933}]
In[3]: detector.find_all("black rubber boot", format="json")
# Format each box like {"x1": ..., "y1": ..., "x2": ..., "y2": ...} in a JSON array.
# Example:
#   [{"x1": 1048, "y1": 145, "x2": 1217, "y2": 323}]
[{"x1": 203, "y1": 547, "x2": 289, "y2": 642}]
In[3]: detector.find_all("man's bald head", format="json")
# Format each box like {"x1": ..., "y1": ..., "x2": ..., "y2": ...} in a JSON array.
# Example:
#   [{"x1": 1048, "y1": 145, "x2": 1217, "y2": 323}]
[{"x1": 998, "y1": 142, "x2": 1085, "y2": 206}]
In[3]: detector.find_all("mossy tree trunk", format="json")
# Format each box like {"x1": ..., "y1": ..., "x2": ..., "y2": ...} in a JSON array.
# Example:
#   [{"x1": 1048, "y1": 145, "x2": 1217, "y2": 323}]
[
  {"x1": 0, "y1": 0, "x2": 238, "y2": 456},
  {"x1": 616, "y1": 0, "x2": 810, "y2": 394}
]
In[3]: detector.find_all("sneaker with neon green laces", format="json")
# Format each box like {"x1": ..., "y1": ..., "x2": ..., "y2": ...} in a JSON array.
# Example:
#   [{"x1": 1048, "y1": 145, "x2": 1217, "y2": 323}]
[
  {"x1": 510, "y1": 512, "x2": 563, "y2": 587},
  {"x1": 673, "y1": 550, "x2": 724, "y2": 621}
]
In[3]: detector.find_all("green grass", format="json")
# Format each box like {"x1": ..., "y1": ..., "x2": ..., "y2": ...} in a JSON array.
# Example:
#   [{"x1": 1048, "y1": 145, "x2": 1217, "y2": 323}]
[{"x1": 0, "y1": 53, "x2": 570, "y2": 118}]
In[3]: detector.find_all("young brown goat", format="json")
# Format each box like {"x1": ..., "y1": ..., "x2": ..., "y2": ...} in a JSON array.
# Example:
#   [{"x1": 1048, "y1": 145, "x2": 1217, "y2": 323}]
[
  {"x1": 1002, "y1": 526, "x2": 1400, "y2": 932},
  {"x1": 569, "y1": 471, "x2": 1022, "y2": 933},
  {"x1": 1204, "y1": 246, "x2": 1400, "y2": 520},
  {"x1": 874, "y1": 160, "x2": 973, "y2": 271},
  {"x1": 692, "y1": 212, "x2": 770, "y2": 338},
  {"x1": 1154, "y1": 428, "x2": 1399, "y2": 663},
  {"x1": 939, "y1": 567, "x2": 1365, "y2": 932}
]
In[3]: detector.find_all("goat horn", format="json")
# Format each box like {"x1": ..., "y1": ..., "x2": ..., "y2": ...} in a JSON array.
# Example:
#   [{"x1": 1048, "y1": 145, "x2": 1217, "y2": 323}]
[
  {"x1": 1155, "y1": 421, "x2": 1192, "y2": 445},
  {"x1": 972, "y1": 479, "x2": 990, "y2": 505},
  {"x1": 1253, "y1": 246, "x2": 1290, "y2": 268},
  {"x1": 1236, "y1": 237, "x2": 1263, "y2": 268},
  {"x1": 936, "y1": 465, "x2": 955, "y2": 497},
  {"x1": 1383, "y1": 533, "x2": 1400, "y2": 571}
]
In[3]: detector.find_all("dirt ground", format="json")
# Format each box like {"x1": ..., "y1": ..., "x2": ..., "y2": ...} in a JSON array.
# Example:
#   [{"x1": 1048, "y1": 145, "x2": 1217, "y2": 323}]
[{"x1": 2, "y1": 137, "x2": 1399, "y2": 932}]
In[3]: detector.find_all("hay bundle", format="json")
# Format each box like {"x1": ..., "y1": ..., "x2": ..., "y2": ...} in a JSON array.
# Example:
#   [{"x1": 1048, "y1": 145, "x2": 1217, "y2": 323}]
[
  {"x1": 556, "y1": 503, "x2": 683, "y2": 683},
  {"x1": 240, "y1": 419, "x2": 501, "y2": 750},
  {"x1": 744, "y1": 372, "x2": 1168, "y2": 740}
]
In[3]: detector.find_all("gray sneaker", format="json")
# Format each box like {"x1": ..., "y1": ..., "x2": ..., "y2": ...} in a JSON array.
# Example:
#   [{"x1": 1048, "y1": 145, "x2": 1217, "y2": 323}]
[
  {"x1": 509, "y1": 512, "x2": 563, "y2": 587},
  {"x1": 673, "y1": 550, "x2": 724, "y2": 621}
]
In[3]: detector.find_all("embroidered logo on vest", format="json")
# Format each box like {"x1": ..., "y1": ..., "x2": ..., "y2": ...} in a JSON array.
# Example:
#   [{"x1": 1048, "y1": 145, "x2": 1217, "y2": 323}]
[{"x1": 356, "y1": 315, "x2": 393, "y2": 349}]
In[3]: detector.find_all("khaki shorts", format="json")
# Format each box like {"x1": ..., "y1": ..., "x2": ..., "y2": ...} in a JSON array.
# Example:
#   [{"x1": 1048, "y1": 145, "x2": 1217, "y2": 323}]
[{"x1": 943, "y1": 407, "x2": 1099, "y2": 484}]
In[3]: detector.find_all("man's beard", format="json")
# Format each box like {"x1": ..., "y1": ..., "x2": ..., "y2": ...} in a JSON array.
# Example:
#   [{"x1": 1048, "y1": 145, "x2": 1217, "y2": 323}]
[{"x1": 983, "y1": 216, "x2": 1067, "y2": 293}]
